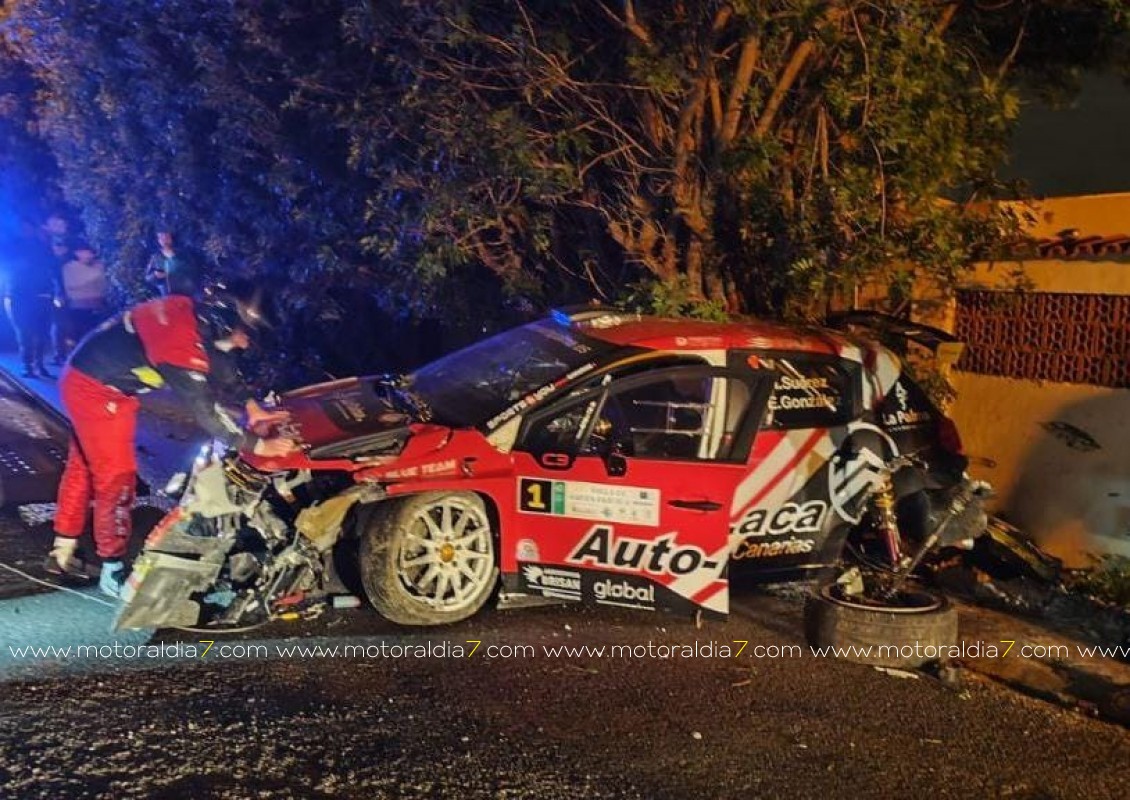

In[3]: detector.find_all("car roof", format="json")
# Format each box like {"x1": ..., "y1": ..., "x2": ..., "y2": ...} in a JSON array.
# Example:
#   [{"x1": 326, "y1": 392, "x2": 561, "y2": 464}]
[{"x1": 562, "y1": 312, "x2": 859, "y2": 358}]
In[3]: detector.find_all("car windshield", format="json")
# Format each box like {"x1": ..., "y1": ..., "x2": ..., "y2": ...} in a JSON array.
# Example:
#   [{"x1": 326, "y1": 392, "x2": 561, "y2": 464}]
[{"x1": 408, "y1": 320, "x2": 615, "y2": 428}]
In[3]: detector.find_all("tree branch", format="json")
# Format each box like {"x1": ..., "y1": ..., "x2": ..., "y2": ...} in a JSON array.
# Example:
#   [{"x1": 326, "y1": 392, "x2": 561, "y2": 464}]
[
  {"x1": 673, "y1": 73, "x2": 709, "y2": 208},
  {"x1": 597, "y1": 0, "x2": 654, "y2": 48},
  {"x1": 708, "y1": 68, "x2": 723, "y2": 139},
  {"x1": 755, "y1": 7, "x2": 846, "y2": 138},
  {"x1": 995, "y1": 4, "x2": 1029, "y2": 83},
  {"x1": 870, "y1": 137, "x2": 887, "y2": 241},
  {"x1": 931, "y1": 3, "x2": 960, "y2": 38},
  {"x1": 755, "y1": 37, "x2": 817, "y2": 138},
  {"x1": 849, "y1": 6, "x2": 871, "y2": 128},
  {"x1": 718, "y1": 34, "x2": 760, "y2": 147},
  {"x1": 712, "y1": 4, "x2": 734, "y2": 34}
]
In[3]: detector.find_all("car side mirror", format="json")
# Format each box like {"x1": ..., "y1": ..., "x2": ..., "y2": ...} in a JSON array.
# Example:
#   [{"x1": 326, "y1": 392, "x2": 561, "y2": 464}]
[{"x1": 603, "y1": 443, "x2": 628, "y2": 477}]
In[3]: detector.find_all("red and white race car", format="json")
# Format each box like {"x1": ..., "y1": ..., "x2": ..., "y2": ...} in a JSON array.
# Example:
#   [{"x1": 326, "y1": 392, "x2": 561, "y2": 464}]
[{"x1": 117, "y1": 307, "x2": 987, "y2": 632}]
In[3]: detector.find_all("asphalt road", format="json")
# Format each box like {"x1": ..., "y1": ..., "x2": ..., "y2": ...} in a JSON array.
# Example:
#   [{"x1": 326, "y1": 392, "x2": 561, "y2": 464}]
[
  {"x1": 2, "y1": 510, "x2": 1130, "y2": 800},
  {"x1": 0, "y1": 364, "x2": 1126, "y2": 799}
]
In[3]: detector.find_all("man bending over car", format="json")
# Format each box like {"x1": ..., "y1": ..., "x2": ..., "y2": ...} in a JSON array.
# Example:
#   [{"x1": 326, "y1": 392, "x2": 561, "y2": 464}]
[{"x1": 45, "y1": 282, "x2": 297, "y2": 598}]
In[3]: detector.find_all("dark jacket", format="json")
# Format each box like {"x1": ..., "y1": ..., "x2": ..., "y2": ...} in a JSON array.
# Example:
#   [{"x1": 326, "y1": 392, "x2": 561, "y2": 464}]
[
  {"x1": 145, "y1": 249, "x2": 203, "y2": 297},
  {"x1": 0, "y1": 234, "x2": 60, "y2": 302},
  {"x1": 69, "y1": 295, "x2": 255, "y2": 448}
]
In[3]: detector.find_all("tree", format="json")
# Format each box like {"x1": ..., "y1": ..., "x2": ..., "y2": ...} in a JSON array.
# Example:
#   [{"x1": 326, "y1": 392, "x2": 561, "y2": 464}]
[
  {"x1": 3, "y1": 0, "x2": 1126, "y2": 349},
  {"x1": 339, "y1": 0, "x2": 1129, "y2": 317},
  {"x1": 4, "y1": 0, "x2": 516, "y2": 381},
  {"x1": 0, "y1": 30, "x2": 63, "y2": 237}
]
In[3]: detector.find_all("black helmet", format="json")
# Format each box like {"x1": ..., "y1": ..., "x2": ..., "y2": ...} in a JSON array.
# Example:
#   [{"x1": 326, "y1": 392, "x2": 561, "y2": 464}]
[{"x1": 198, "y1": 279, "x2": 271, "y2": 339}]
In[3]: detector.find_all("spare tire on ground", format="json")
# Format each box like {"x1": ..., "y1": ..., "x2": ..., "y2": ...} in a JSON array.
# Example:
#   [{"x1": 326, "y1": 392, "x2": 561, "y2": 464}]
[{"x1": 804, "y1": 583, "x2": 958, "y2": 669}]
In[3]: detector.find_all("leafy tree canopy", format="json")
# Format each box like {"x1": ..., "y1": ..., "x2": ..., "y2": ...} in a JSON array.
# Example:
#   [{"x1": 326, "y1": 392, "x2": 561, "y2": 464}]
[
  {"x1": 345, "y1": 0, "x2": 1128, "y2": 317},
  {"x1": 3, "y1": 0, "x2": 510, "y2": 380},
  {"x1": 1, "y1": 0, "x2": 1126, "y2": 362}
]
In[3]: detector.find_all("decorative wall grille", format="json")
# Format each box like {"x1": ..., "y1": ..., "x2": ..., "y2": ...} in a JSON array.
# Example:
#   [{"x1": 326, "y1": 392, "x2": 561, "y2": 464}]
[{"x1": 954, "y1": 290, "x2": 1130, "y2": 387}]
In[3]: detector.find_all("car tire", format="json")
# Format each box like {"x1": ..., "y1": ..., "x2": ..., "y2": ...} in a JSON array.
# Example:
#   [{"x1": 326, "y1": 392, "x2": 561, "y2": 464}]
[
  {"x1": 359, "y1": 492, "x2": 498, "y2": 626},
  {"x1": 804, "y1": 582, "x2": 958, "y2": 668}
]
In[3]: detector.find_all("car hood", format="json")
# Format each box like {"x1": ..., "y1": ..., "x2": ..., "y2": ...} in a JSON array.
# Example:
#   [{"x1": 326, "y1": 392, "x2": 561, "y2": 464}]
[{"x1": 275, "y1": 376, "x2": 428, "y2": 460}]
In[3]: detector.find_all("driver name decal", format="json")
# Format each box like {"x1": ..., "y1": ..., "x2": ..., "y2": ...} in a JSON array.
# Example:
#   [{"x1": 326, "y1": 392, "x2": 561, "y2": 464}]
[
  {"x1": 768, "y1": 374, "x2": 839, "y2": 412},
  {"x1": 568, "y1": 525, "x2": 719, "y2": 576},
  {"x1": 519, "y1": 478, "x2": 660, "y2": 527}
]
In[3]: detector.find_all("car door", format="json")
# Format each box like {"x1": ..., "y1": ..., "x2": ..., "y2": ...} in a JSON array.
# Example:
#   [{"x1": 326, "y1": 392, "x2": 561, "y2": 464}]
[
  {"x1": 727, "y1": 350, "x2": 865, "y2": 573},
  {"x1": 510, "y1": 364, "x2": 768, "y2": 617}
]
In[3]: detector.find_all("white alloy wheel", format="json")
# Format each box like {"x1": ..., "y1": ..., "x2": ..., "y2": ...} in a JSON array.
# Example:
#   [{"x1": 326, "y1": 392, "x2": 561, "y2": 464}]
[
  {"x1": 361, "y1": 492, "x2": 498, "y2": 625},
  {"x1": 396, "y1": 494, "x2": 494, "y2": 612}
]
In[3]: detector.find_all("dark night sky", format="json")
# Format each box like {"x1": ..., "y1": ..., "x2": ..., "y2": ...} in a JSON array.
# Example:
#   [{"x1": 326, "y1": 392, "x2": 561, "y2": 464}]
[{"x1": 1004, "y1": 72, "x2": 1130, "y2": 197}]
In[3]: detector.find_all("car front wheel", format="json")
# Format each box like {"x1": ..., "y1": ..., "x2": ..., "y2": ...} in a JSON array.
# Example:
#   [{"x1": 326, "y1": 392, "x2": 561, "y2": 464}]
[{"x1": 360, "y1": 492, "x2": 498, "y2": 626}]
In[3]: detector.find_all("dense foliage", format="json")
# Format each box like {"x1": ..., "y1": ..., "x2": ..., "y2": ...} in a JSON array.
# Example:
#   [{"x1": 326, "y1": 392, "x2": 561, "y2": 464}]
[
  {"x1": 3, "y1": 1, "x2": 442, "y2": 381},
  {"x1": 343, "y1": 0, "x2": 1128, "y2": 317},
  {"x1": 0, "y1": 33, "x2": 61, "y2": 237},
  {"x1": 1, "y1": 1, "x2": 1127, "y2": 378}
]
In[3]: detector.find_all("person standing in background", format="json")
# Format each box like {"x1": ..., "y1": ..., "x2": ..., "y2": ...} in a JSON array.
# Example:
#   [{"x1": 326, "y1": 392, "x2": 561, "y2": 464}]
[
  {"x1": 60, "y1": 242, "x2": 109, "y2": 347},
  {"x1": 144, "y1": 228, "x2": 202, "y2": 297},
  {"x1": 1, "y1": 214, "x2": 62, "y2": 378},
  {"x1": 48, "y1": 222, "x2": 71, "y2": 365}
]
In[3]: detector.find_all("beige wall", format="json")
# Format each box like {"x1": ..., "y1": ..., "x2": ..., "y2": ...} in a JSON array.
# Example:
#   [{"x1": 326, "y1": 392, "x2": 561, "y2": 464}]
[
  {"x1": 915, "y1": 193, "x2": 1130, "y2": 565},
  {"x1": 950, "y1": 374, "x2": 1130, "y2": 565},
  {"x1": 968, "y1": 258, "x2": 1130, "y2": 295},
  {"x1": 1014, "y1": 191, "x2": 1130, "y2": 238}
]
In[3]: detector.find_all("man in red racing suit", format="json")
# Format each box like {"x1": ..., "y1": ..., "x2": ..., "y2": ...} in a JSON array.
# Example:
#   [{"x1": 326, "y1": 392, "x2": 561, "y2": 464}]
[{"x1": 45, "y1": 292, "x2": 294, "y2": 597}]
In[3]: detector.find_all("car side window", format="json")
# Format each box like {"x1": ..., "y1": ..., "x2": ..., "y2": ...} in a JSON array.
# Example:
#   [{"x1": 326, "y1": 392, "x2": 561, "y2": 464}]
[
  {"x1": 757, "y1": 353, "x2": 857, "y2": 430},
  {"x1": 521, "y1": 397, "x2": 597, "y2": 454},
  {"x1": 522, "y1": 368, "x2": 755, "y2": 463},
  {"x1": 586, "y1": 375, "x2": 711, "y2": 459}
]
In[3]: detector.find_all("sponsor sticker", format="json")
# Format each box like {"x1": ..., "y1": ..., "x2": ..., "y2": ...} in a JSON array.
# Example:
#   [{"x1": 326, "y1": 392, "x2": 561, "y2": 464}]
[
  {"x1": 730, "y1": 500, "x2": 828, "y2": 538},
  {"x1": 730, "y1": 498, "x2": 826, "y2": 558},
  {"x1": 591, "y1": 577, "x2": 656, "y2": 610},
  {"x1": 567, "y1": 525, "x2": 719, "y2": 577},
  {"x1": 732, "y1": 536, "x2": 815, "y2": 560},
  {"x1": 882, "y1": 408, "x2": 933, "y2": 430},
  {"x1": 330, "y1": 395, "x2": 369, "y2": 425},
  {"x1": 520, "y1": 564, "x2": 582, "y2": 600},
  {"x1": 383, "y1": 459, "x2": 459, "y2": 480},
  {"x1": 516, "y1": 538, "x2": 540, "y2": 562},
  {"x1": 880, "y1": 380, "x2": 933, "y2": 430},
  {"x1": 519, "y1": 478, "x2": 660, "y2": 527},
  {"x1": 582, "y1": 313, "x2": 630, "y2": 330}
]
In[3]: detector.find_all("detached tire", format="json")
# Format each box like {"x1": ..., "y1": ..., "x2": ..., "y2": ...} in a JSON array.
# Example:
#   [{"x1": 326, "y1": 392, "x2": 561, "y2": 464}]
[
  {"x1": 360, "y1": 492, "x2": 498, "y2": 626},
  {"x1": 804, "y1": 583, "x2": 958, "y2": 668}
]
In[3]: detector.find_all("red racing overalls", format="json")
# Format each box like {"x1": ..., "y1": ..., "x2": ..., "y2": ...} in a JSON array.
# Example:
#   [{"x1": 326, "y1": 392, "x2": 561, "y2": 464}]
[{"x1": 53, "y1": 296, "x2": 246, "y2": 559}]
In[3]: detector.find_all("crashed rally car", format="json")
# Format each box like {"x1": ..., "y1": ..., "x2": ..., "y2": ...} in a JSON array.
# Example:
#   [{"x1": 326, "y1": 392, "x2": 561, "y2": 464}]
[{"x1": 117, "y1": 307, "x2": 988, "y2": 642}]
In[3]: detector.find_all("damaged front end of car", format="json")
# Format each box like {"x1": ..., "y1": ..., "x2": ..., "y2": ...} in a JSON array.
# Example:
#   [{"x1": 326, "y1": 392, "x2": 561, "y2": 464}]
[{"x1": 115, "y1": 447, "x2": 380, "y2": 631}]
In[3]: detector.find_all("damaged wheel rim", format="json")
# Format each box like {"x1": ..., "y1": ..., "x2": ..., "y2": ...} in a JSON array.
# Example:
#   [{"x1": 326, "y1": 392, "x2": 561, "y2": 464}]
[
  {"x1": 822, "y1": 583, "x2": 943, "y2": 613},
  {"x1": 396, "y1": 496, "x2": 493, "y2": 611}
]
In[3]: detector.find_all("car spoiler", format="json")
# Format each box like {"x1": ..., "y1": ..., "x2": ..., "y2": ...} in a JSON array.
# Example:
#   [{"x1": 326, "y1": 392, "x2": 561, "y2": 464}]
[{"x1": 825, "y1": 311, "x2": 965, "y2": 366}]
